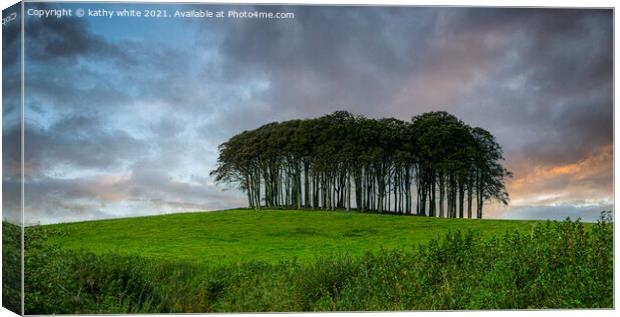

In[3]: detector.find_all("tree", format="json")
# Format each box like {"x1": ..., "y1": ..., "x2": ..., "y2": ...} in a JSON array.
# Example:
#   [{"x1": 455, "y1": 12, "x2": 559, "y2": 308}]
[
  {"x1": 471, "y1": 127, "x2": 511, "y2": 218},
  {"x1": 212, "y1": 111, "x2": 510, "y2": 219}
]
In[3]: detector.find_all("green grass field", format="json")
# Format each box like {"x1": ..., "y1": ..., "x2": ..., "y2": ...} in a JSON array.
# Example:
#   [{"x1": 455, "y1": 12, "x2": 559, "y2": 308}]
[
  {"x1": 22, "y1": 209, "x2": 611, "y2": 313},
  {"x1": 36, "y1": 208, "x2": 554, "y2": 265}
]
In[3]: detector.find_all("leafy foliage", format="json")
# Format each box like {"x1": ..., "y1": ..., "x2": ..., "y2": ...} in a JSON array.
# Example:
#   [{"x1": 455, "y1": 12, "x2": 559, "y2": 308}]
[
  {"x1": 24, "y1": 212, "x2": 612, "y2": 313},
  {"x1": 212, "y1": 111, "x2": 511, "y2": 218},
  {"x1": 2, "y1": 221, "x2": 22, "y2": 314}
]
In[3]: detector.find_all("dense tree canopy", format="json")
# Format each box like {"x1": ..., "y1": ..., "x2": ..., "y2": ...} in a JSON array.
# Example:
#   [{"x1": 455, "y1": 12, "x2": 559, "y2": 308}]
[{"x1": 211, "y1": 111, "x2": 511, "y2": 218}]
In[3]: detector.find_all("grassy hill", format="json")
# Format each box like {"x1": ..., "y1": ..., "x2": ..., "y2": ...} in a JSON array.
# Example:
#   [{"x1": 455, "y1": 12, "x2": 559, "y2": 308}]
[
  {"x1": 22, "y1": 209, "x2": 612, "y2": 313},
  {"x1": 31, "y1": 208, "x2": 549, "y2": 265}
]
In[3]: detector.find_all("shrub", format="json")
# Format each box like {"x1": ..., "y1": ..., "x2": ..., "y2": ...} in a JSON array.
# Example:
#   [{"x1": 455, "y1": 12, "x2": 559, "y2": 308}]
[
  {"x1": 2, "y1": 221, "x2": 22, "y2": 314},
  {"x1": 24, "y1": 214, "x2": 613, "y2": 313}
]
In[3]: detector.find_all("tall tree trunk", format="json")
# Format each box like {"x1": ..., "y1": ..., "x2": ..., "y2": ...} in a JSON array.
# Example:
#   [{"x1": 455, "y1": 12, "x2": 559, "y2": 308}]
[
  {"x1": 439, "y1": 172, "x2": 445, "y2": 218},
  {"x1": 405, "y1": 165, "x2": 412, "y2": 214},
  {"x1": 458, "y1": 180, "x2": 465, "y2": 218},
  {"x1": 467, "y1": 191, "x2": 473, "y2": 218},
  {"x1": 346, "y1": 172, "x2": 351, "y2": 211},
  {"x1": 430, "y1": 171, "x2": 436, "y2": 217},
  {"x1": 303, "y1": 162, "x2": 309, "y2": 208}
]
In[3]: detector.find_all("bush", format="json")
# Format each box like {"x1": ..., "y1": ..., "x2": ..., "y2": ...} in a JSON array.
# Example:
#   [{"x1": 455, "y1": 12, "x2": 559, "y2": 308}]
[
  {"x1": 2, "y1": 221, "x2": 22, "y2": 314},
  {"x1": 25, "y1": 226, "x2": 160, "y2": 314},
  {"x1": 24, "y1": 213, "x2": 613, "y2": 313}
]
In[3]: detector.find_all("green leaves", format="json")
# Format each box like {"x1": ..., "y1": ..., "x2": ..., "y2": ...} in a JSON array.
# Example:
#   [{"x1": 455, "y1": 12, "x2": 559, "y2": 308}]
[
  {"x1": 24, "y1": 215, "x2": 613, "y2": 313},
  {"x1": 213, "y1": 111, "x2": 510, "y2": 217}
]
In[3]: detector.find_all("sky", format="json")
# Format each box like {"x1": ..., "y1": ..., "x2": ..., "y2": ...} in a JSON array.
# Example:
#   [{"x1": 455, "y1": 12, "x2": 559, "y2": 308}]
[{"x1": 1, "y1": 3, "x2": 613, "y2": 224}]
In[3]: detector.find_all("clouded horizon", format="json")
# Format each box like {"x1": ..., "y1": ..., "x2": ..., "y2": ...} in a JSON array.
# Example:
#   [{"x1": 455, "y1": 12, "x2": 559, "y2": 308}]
[{"x1": 2, "y1": 3, "x2": 613, "y2": 224}]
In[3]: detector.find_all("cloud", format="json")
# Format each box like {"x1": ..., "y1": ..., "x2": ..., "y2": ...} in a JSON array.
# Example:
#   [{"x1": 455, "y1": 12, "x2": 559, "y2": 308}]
[
  {"x1": 214, "y1": 6, "x2": 437, "y2": 119},
  {"x1": 14, "y1": 4, "x2": 612, "y2": 224},
  {"x1": 21, "y1": 115, "x2": 148, "y2": 178},
  {"x1": 17, "y1": 10, "x2": 248, "y2": 224},
  {"x1": 497, "y1": 205, "x2": 613, "y2": 223},
  {"x1": 508, "y1": 144, "x2": 612, "y2": 207},
  {"x1": 24, "y1": 3, "x2": 127, "y2": 64},
  {"x1": 2, "y1": 4, "x2": 22, "y2": 68},
  {"x1": 23, "y1": 165, "x2": 246, "y2": 225}
]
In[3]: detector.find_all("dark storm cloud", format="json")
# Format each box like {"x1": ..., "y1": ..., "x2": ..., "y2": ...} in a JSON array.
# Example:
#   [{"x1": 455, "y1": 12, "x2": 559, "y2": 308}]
[
  {"x1": 205, "y1": 6, "x2": 612, "y2": 218},
  {"x1": 22, "y1": 3, "x2": 206, "y2": 127},
  {"x1": 2, "y1": 7, "x2": 21, "y2": 68},
  {"x1": 26, "y1": 18, "x2": 121, "y2": 62},
  {"x1": 23, "y1": 17, "x2": 221, "y2": 121},
  {"x1": 215, "y1": 6, "x2": 435, "y2": 118},
  {"x1": 17, "y1": 5, "x2": 612, "y2": 223},
  {"x1": 513, "y1": 88, "x2": 612, "y2": 166},
  {"x1": 211, "y1": 7, "x2": 612, "y2": 146},
  {"x1": 21, "y1": 116, "x2": 148, "y2": 177},
  {"x1": 445, "y1": 9, "x2": 612, "y2": 146},
  {"x1": 21, "y1": 11, "x2": 203, "y2": 173},
  {"x1": 24, "y1": 3, "x2": 127, "y2": 63},
  {"x1": 25, "y1": 68, "x2": 134, "y2": 116},
  {"x1": 19, "y1": 4, "x2": 246, "y2": 224},
  {"x1": 23, "y1": 12, "x2": 133, "y2": 116},
  {"x1": 2, "y1": 4, "x2": 21, "y2": 128}
]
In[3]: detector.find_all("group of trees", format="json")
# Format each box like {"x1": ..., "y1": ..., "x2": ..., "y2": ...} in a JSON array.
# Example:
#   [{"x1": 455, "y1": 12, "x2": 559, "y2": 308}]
[{"x1": 212, "y1": 111, "x2": 511, "y2": 218}]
